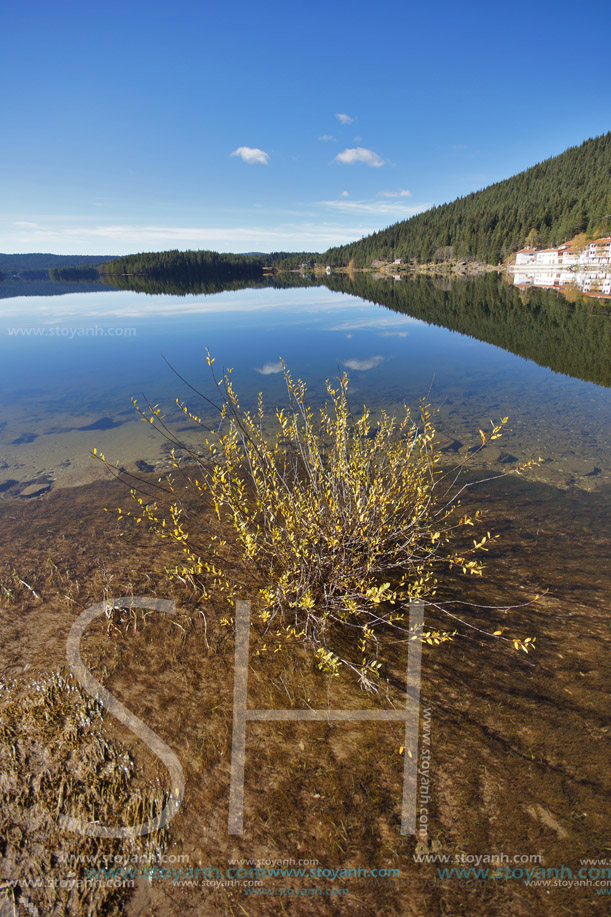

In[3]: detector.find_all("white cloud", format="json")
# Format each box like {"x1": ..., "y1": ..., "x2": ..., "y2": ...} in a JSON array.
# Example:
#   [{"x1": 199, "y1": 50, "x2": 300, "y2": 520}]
[
  {"x1": 333, "y1": 147, "x2": 385, "y2": 168},
  {"x1": 255, "y1": 360, "x2": 284, "y2": 375},
  {"x1": 341, "y1": 190, "x2": 350, "y2": 198},
  {"x1": 319, "y1": 198, "x2": 430, "y2": 217},
  {"x1": 377, "y1": 189, "x2": 412, "y2": 198},
  {"x1": 0, "y1": 293, "x2": 415, "y2": 325},
  {"x1": 377, "y1": 331, "x2": 407, "y2": 337},
  {"x1": 14, "y1": 220, "x2": 40, "y2": 228},
  {"x1": 342, "y1": 355, "x2": 384, "y2": 371},
  {"x1": 318, "y1": 134, "x2": 337, "y2": 142},
  {"x1": 329, "y1": 316, "x2": 421, "y2": 332},
  {"x1": 1, "y1": 219, "x2": 390, "y2": 256},
  {"x1": 230, "y1": 146, "x2": 270, "y2": 165},
  {"x1": 336, "y1": 113, "x2": 355, "y2": 125}
]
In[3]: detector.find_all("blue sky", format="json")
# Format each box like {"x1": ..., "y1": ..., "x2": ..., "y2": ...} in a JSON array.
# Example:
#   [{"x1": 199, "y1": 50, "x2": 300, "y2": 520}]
[{"x1": 1, "y1": 0, "x2": 609, "y2": 255}]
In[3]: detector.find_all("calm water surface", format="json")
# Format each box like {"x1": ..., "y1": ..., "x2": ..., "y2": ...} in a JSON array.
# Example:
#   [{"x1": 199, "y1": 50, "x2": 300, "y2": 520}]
[{"x1": 0, "y1": 279, "x2": 609, "y2": 497}]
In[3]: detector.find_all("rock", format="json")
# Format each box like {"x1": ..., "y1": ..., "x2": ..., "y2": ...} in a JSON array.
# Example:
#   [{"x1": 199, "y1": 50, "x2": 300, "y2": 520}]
[
  {"x1": 435, "y1": 433, "x2": 460, "y2": 451},
  {"x1": 10, "y1": 433, "x2": 38, "y2": 445},
  {"x1": 574, "y1": 477, "x2": 601, "y2": 493},
  {"x1": 135, "y1": 460, "x2": 155, "y2": 473},
  {"x1": 19, "y1": 482, "x2": 52, "y2": 498},
  {"x1": 482, "y1": 446, "x2": 502, "y2": 462},
  {"x1": 481, "y1": 446, "x2": 516, "y2": 463},
  {"x1": 534, "y1": 469, "x2": 573, "y2": 488},
  {"x1": 555, "y1": 457, "x2": 597, "y2": 476},
  {"x1": 0, "y1": 479, "x2": 19, "y2": 492},
  {"x1": 525, "y1": 804, "x2": 568, "y2": 839}
]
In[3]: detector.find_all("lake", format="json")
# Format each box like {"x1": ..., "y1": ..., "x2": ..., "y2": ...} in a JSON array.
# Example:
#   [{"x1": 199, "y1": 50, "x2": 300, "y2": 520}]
[
  {"x1": 1, "y1": 272, "x2": 609, "y2": 917},
  {"x1": 0, "y1": 273, "x2": 609, "y2": 498}
]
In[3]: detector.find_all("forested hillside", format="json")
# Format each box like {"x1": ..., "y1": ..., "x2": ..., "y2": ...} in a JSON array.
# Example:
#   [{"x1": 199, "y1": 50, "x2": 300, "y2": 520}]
[
  {"x1": 0, "y1": 253, "x2": 113, "y2": 273},
  {"x1": 102, "y1": 249, "x2": 263, "y2": 281},
  {"x1": 323, "y1": 133, "x2": 611, "y2": 266}
]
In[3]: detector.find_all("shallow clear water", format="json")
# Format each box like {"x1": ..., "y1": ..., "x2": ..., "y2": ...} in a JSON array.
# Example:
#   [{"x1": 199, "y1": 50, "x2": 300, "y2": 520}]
[{"x1": 0, "y1": 281, "x2": 609, "y2": 493}]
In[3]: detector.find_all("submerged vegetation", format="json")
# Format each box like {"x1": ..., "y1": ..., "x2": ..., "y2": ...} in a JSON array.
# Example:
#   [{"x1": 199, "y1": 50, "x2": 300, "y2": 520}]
[
  {"x1": 0, "y1": 670, "x2": 166, "y2": 916},
  {"x1": 96, "y1": 359, "x2": 538, "y2": 688}
]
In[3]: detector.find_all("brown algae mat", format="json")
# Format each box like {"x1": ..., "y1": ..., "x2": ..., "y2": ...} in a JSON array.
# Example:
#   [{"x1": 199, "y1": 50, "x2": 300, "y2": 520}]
[{"x1": 0, "y1": 473, "x2": 609, "y2": 917}]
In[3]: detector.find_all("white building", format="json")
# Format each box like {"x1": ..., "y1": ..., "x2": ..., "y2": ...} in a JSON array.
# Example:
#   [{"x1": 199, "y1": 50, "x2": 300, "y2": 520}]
[
  {"x1": 535, "y1": 248, "x2": 561, "y2": 265},
  {"x1": 560, "y1": 245, "x2": 578, "y2": 266},
  {"x1": 515, "y1": 248, "x2": 536, "y2": 265},
  {"x1": 509, "y1": 236, "x2": 611, "y2": 299},
  {"x1": 582, "y1": 237, "x2": 611, "y2": 265}
]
